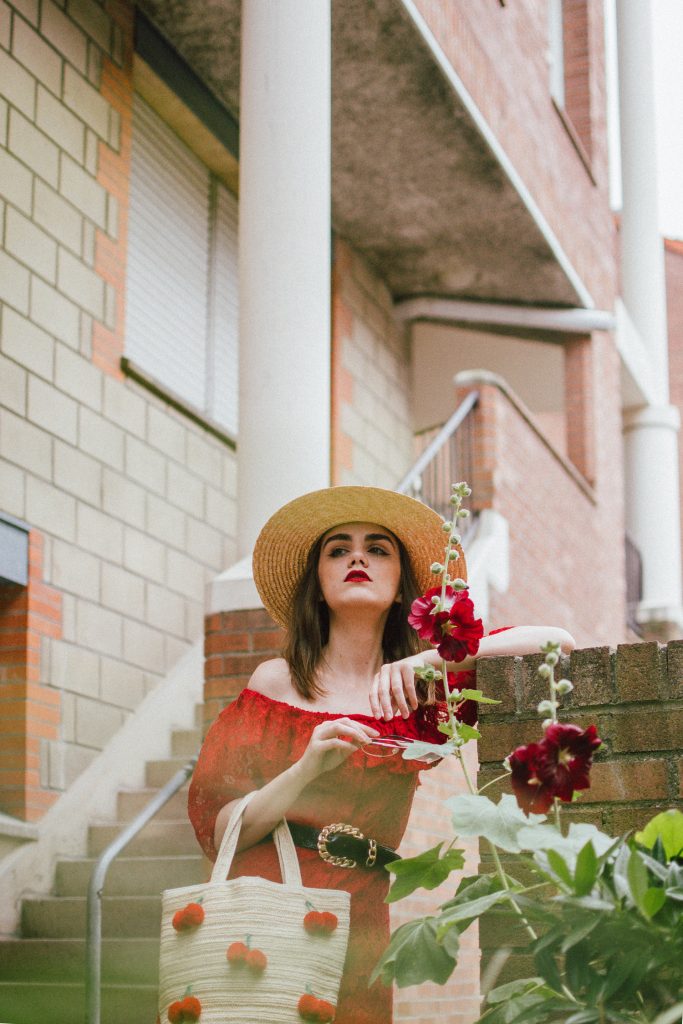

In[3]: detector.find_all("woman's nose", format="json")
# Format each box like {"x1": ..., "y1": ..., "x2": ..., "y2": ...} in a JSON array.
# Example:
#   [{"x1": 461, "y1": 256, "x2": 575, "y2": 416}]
[{"x1": 349, "y1": 550, "x2": 368, "y2": 566}]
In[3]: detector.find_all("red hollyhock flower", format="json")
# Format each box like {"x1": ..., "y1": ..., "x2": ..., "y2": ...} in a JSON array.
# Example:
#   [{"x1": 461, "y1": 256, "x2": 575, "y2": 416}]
[
  {"x1": 509, "y1": 723, "x2": 602, "y2": 815},
  {"x1": 435, "y1": 670, "x2": 478, "y2": 726},
  {"x1": 408, "y1": 587, "x2": 483, "y2": 663}
]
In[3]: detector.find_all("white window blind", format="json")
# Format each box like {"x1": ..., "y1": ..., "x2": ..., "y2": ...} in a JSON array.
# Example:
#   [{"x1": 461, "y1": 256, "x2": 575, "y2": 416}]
[{"x1": 125, "y1": 94, "x2": 239, "y2": 435}]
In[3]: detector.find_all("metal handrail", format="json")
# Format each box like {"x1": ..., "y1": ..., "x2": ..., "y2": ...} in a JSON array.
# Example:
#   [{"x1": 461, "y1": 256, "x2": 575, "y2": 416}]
[
  {"x1": 396, "y1": 390, "x2": 479, "y2": 494},
  {"x1": 85, "y1": 756, "x2": 197, "y2": 1024}
]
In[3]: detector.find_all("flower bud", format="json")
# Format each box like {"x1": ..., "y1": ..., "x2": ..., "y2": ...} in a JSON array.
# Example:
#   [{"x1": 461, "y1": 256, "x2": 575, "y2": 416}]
[
  {"x1": 450, "y1": 533, "x2": 461, "y2": 546},
  {"x1": 457, "y1": 508, "x2": 470, "y2": 518},
  {"x1": 430, "y1": 594, "x2": 440, "y2": 606},
  {"x1": 430, "y1": 562, "x2": 444, "y2": 574},
  {"x1": 448, "y1": 550, "x2": 459, "y2": 561},
  {"x1": 555, "y1": 679, "x2": 574, "y2": 695},
  {"x1": 449, "y1": 494, "x2": 461, "y2": 506},
  {"x1": 442, "y1": 521, "x2": 452, "y2": 532},
  {"x1": 537, "y1": 699, "x2": 556, "y2": 716},
  {"x1": 541, "y1": 718, "x2": 553, "y2": 730},
  {"x1": 452, "y1": 578, "x2": 468, "y2": 591},
  {"x1": 537, "y1": 664, "x2": 552, "y2": 679},
  {"x1": 544, "y1": 651, "x2": 559, "y2": 667}
]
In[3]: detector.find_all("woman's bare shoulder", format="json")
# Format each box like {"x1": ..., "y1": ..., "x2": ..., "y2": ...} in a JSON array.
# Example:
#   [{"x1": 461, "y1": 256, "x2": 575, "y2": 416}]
[{"x1": 248, "y1": 657, "x2": 293, "y2": 699}]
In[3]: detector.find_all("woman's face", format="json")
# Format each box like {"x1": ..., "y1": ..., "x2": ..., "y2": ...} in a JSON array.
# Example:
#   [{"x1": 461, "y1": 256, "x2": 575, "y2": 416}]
[{"x1": 317, "y1": 521, "x2": 402, "y2": 619}]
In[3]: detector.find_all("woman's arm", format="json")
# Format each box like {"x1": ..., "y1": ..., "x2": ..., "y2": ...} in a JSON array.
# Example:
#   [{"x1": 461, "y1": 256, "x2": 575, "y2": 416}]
[
  {"x1": 213, "y1": 713, "x2": 380, "y2": 855},
  {"x1": 370, "y1": 626, "x2": 576, "y2": 720}
]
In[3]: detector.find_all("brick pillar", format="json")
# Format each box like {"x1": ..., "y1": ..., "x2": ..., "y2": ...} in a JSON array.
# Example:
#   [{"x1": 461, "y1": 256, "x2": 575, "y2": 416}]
[
  {"x1": 203, "y1": 608, "x2": 285, "y2": 731},
  {"x1": 475, "y1": 641, "x2": 683, "y2": 984},
  {"x1": 0, "y1": 533, "x2": 62, "y2": 821}
]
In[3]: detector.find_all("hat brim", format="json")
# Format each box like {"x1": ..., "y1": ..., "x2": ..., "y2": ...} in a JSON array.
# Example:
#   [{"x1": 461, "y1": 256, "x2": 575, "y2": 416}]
[{"x1": 252, "y1": 486, "x2": 467, "y2": 628}]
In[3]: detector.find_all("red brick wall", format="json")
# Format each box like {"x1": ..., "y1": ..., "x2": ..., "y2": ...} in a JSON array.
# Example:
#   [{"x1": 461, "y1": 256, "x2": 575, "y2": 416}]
[
  {"x1": 0, "y1": 533, "x2": 62, "y2": 821},
  {"x1": 464, "y1": 376, "x2": 626, "y2": 646},
  {"x1": 412, "y1": 0, "x2": 615, "y2": 309},
  {"x1": 476, "y1": 641, "x2": 683, "y2": 981}
]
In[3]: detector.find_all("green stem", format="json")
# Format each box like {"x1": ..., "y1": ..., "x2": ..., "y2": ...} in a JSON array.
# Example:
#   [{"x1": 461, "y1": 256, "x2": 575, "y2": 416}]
[
  {"x1": 487, "y1": 841, "x2": 538, "y2": 942},
  {"x1": 478, "y1": 772, "x2": 512, "y2": 794}
]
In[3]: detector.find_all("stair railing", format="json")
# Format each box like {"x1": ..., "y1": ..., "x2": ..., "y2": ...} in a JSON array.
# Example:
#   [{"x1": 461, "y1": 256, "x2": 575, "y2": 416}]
[
  {"x1": 85, "y1": 756, "x2": 197, "y2": 1024},
  {"x1": 396, "y1": 390, "x2": 479, "y2": 535}
]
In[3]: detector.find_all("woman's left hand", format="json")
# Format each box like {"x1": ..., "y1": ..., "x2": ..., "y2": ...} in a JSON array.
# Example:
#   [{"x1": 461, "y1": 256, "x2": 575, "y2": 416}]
[{"x1": 370, "y1": 653, "x2": 426, "y2": 721}]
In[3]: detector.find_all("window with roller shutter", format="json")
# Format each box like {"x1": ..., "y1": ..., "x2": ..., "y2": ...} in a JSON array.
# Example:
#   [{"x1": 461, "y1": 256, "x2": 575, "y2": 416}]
[{"x1": 125, "y1": 93, "x2": 239, "y2": 437}]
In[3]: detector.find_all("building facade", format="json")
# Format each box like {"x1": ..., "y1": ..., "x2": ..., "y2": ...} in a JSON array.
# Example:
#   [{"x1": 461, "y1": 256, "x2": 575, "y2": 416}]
[{"x1": 0, "y1": 1, "x2": 680, "y2": 1021}]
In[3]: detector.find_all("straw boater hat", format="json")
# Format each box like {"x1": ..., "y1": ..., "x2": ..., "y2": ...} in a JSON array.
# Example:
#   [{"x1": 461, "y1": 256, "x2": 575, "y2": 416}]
[{"x1": 252, "y1": 486, "x2": 467, "y2": 628}]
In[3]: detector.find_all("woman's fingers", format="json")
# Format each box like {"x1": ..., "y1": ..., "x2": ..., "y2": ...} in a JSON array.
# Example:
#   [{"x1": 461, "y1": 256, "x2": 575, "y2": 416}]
[
  {"x1": 401, "y1": 663, "x2": 419, "y2": 711},
  {"x1": 391, "y1": 663, "x2": 410, "y2": 719},
  {"x1": 378, "y1": 664, "x2": 396, "y2": 721}
]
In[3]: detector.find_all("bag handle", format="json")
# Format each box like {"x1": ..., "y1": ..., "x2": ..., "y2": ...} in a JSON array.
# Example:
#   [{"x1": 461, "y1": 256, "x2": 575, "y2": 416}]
[{"x1": 210, "y1": 790, "x2": 303, "y2": 886}]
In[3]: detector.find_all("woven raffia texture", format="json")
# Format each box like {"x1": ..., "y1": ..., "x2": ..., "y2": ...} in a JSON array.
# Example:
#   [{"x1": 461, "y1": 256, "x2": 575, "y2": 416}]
[
  {"x1": 159, "y1": 795, "x2": 350, "y2": 1022},
  {"x1": 158, "y1": 877, "x2": 350, "y2": 1022}
]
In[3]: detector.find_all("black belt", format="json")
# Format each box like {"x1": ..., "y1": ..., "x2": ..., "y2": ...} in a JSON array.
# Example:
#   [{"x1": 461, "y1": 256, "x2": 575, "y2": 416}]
[{"x1": 285, "y1": 821, "x2": 401, "y2": 870}]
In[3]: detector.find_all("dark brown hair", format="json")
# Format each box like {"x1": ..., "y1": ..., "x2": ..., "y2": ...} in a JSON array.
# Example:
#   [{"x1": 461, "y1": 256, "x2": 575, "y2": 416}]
[{"x1": 282, "y1": 530, "x2": 424, "y2": 700}]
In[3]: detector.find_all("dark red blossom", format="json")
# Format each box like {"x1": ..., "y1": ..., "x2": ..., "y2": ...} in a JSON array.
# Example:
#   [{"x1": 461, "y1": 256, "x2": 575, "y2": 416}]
[
  {"x1": 408, "y1": 586, "x2": 483, "y2": 663},
  {"x1": 435, "y1": 670, "x2": 479, "y2": 726},
  {"x1": 509, "y1": 723, "x2": 602, "y2": 815}
]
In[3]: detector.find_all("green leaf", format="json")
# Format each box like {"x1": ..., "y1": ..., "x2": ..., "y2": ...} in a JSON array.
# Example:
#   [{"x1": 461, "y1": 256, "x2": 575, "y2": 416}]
[
  {"x1": 436, "y1": 889, "x2": 510, "y2": 935},
  {"x1": 652, "y1": 1002, "x2": 683, "y2": 1024},
  {"x1": 486, "y1": 977, "x2": 546, "y2": 1004},
  {"x1": 456, "y1": 723, "x2": 481, "y2": 742},
  {"x1": 451, "y1": 688, "x2": 500, "y2": 704},
  {"x1": 560, "y1": 918, "x2": 599, "y2": 953},
  {"x1": 370, "y1": 916, "x2": 456, "y2": 988},
  {"x1": 564, "y1": 1012, "x2": 600, "y2": 1024},
  {"x1": 385, "y1": 842, "x2": 466, "y2": 903},
  {"x1": 446, "y1": 793, "x2": 546, "y2": 853},
  {"x1": 641, "y1": 886, "x2": 667, "y2": 918},
  {"x1": 545, "y1": 849, "x2": 573, "y2": 888},
  {"x1": 533, "y1": 947, "x2": 563, "y2": 993},
  {"x1": 437, "y1": 721, "x2": 453, "y2": 737},
  {"x1": 627, "y1": 848, "x2": 650, "y2": 914},
  {"x1": 573, "y1": 839, "x2": 599, "y2": 896},
  {"x1": 601, "y1": 947, "x2": 649, "y2": 1001},
  {"x1": 400, "y1": 739, "x2": 454, "y2": 762},
  {"x1": 635, "y1": 809, "x2": 683, "y2": 861}
]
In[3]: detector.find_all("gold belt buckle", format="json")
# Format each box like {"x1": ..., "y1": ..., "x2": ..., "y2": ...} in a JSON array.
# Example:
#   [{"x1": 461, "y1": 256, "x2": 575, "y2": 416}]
[{"x1": 317, "y1": 822, "x2": 375, "y2": 869}]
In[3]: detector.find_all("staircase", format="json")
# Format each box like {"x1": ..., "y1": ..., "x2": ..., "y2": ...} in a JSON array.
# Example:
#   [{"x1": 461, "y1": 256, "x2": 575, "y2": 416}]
[{"x1": 0, "y1": 710, "x2": 206, "y2": 1024}]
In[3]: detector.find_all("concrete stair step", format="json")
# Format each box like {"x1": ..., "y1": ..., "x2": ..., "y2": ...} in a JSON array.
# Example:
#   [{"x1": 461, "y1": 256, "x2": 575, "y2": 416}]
[
  {"x1": 88, "y1": 819, "x2": 198, "y2": 857},
  {"x1": 171, "y1": 727, "x2": 201, "y2": 756},
  {"x1": 22, "y1": 895, "x2": 161, "y2": 938},
  {"x1": 145, "y1": 756, "x2": 192, "y2": 787},
  {"x1": 117, "y1": 786, "x2": 190, "y2": 821},
  {"x1": 0, "y1": 981, "x2": 158, "y2": 1024},
  {"x1": 55, "y1": 854, "x2": 204, "y2": 896},
  {"x1": 0, "y1": 937, "x2": 158, "y2": 984}
]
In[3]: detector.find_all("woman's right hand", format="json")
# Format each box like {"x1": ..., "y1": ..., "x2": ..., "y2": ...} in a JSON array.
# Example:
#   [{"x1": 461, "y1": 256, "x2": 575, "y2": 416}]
[{"x1": 296, "y1": 718, "x2": 380, "y2": 783}]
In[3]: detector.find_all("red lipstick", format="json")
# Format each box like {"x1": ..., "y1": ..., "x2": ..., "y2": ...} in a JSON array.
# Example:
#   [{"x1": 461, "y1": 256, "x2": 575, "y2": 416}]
[{"x1": 345, "y1": 570, "x2": 370, "y2": 582}]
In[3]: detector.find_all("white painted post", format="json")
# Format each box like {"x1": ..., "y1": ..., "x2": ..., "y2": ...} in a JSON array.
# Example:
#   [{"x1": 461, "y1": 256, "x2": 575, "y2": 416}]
[
  {"x1": 236, "y1": 0, "x2": 332, "y2": 559},
  {"x1": 616, "y1": 0, "x2": 683, "y2": 635}
]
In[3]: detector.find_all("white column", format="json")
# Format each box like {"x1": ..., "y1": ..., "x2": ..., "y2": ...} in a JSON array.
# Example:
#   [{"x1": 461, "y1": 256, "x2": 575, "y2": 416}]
[
  {"x1": 236, "y1": 0, "x2": 331, "y2": 559},
  {"x1": 616, "y1": 0, "x2": 683, "y2": 635}
]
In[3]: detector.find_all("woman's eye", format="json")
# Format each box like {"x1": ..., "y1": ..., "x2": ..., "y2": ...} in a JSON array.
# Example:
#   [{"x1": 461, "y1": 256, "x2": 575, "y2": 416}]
[
  {"x1": 329, "y1": 547, "x2": 348, "y2": 557},
  {"x1": 369, "y1": 546, "x2": 390, "y2": 556}
]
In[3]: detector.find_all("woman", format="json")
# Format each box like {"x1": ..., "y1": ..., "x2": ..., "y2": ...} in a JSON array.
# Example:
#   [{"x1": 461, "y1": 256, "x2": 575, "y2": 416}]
[{"x1": 188, "y1": 486, "x2": 574, "y2": 1024}]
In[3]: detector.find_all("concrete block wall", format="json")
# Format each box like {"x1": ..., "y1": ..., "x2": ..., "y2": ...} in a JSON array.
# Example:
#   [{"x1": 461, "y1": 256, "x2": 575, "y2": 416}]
[
  {"x1": 475, "y1": 641, "x2": 683, "y2": 982},
  {"x1": 331, "y1": 237, "x2": 414, "y2": 489},
  {"x1": 0, "y1": 0, "x2": 237, "y2": 816}
]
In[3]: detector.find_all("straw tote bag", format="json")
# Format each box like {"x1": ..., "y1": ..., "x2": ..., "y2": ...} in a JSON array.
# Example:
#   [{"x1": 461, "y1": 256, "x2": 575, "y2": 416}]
[{"x1": 158, "y1": 792, "x2": 351, "y2": 1023}]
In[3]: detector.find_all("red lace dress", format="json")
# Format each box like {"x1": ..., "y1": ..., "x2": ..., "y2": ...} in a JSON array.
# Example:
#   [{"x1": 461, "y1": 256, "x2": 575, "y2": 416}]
[{"x1": 187, "y1": 687, "x2": 449, "y2": 1024}]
